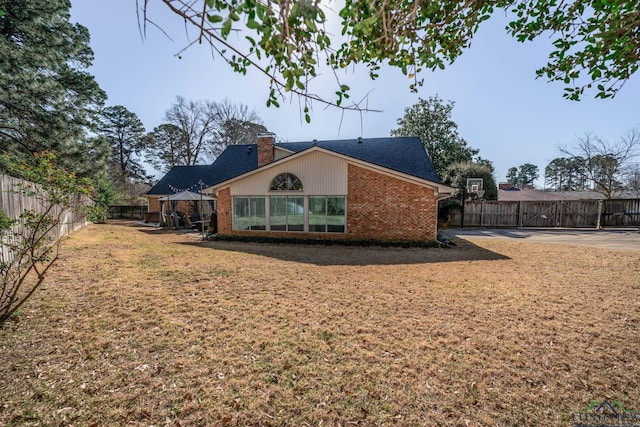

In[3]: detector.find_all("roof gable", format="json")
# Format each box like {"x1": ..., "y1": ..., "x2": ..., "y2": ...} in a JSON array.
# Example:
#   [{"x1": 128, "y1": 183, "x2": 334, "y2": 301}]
[{"x1": 276, "y1": 137, "x2": 441, "y2": 183}]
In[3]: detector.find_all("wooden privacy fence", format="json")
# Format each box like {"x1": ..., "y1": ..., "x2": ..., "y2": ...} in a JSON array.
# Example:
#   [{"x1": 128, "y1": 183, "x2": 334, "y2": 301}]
[
  {"x1": 0, "y1": 174, "x2": 91, "y2": 261},
  {"x1": 450, "y1": 198, "x2": 640, "y2": 228},
  {"x1": 108, "y1": 205, "x2": 148, "y2": 220}
]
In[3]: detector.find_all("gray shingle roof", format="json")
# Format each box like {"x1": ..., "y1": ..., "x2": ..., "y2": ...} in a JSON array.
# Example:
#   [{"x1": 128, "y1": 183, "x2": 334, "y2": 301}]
[
  {"x1": 277, "y1": 136, "x2": 441, "y2": 183},
  {"x1": 147, "y1": 145, "x2": 257, "y2": 195},
  {"x1": 147, "y1": 137, "x2": 441, "y2": 195}
]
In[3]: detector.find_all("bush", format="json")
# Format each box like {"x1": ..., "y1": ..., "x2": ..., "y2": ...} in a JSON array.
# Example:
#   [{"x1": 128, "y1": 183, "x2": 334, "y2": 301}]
[
  {"x1": 213, "y1": 234, "x2": 440, "y2": 248},
  {"x1": 86, "y1": 204, "x2": 109, "y2": 224},
  {"x1": 0, "y1": 153, "x2": 90, "y2": 326},
  {"x1": 438, "y1": 199, "x2": 462, "y2": 227}
]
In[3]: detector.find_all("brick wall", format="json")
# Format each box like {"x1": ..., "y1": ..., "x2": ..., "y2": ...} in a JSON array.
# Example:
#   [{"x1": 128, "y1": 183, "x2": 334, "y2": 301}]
[
  {"x1": 217, "y1": 188, "x2": 232, "y2": 234},
  {"x1": 148, "y1": 196, "x2": 161, "y2": 212},
  {"x1": 257, "y1": 134, "x2": 275, "y2": 167},
  {"x1": 347, "y1": 164, "x2": 438, "y2": 241},
  {"x1": 147, "y1": 197, "x2": 195, "y2": 216}
]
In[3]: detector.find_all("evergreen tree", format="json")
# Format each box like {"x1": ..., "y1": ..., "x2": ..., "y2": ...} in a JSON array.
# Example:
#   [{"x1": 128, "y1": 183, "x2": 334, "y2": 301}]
[
  {"x1": 0, "y1": 0, "x2": 107, "y2": 177},
  {"x1": 506, "y1": 163, "x2": 539, "y2": 188},
  {"x1": 560, "y1": 129, "x2": 639, "y2": 198},
  {"x1": 98, "y1": 105, "x2": 148, "y2": 182},
  {"x1": 144, "y1": 124, "x2": 190, "y2": 174},
  {"x1": 506, "y1": 167, "x2": 519, "y2": 185},
  {"x1": 517, "y1": 163, "x2": 540, "y2": 188}
]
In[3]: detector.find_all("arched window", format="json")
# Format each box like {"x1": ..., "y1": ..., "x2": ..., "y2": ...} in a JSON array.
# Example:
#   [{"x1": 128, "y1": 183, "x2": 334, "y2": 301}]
[{"x1": 270, "y1": 173, "x2": 303, "y2": 191}]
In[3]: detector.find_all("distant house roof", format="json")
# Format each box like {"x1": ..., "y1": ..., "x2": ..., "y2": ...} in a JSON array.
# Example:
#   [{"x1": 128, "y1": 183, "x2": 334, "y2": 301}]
[
  {"x1": 148, "y1": 137, "x2": 442, "y2": 195},
  {"x1": 498, "y1": 188, "x2": 638, "y2": 201}
]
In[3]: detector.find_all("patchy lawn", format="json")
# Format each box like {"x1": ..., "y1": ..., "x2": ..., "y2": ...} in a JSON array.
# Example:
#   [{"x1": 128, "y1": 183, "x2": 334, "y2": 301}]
[{"x1": 1, "y1": 222, "x2": 638, "y2": 426}]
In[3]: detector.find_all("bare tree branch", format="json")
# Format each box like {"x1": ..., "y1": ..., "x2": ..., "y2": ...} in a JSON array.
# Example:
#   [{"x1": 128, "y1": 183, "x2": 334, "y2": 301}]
[{"x1": 559, "y1": 127, "x2": 640, "y2": 198}]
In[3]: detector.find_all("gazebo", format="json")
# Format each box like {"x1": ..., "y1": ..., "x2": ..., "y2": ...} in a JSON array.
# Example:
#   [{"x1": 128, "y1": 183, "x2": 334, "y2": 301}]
[{"x1": 158, "y1": 190, "x2": 216, "y2": 230}]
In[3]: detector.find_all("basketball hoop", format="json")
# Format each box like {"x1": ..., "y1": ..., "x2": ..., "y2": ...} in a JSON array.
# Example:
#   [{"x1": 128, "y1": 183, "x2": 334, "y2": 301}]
[{"x1": 466, "y1": 178, "x2": 485, "y2": 199}]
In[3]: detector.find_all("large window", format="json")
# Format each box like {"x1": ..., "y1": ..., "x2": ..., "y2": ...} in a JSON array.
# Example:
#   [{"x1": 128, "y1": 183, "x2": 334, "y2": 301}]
[
  {"x1": 270, "y1": 195, "x2": 304, "y2": 231},
  {"x1": 309, "y1": 196, "x2": 345, "y2": 233},
  {"x1": 233, "y1": 195, "x2": 345, "y2": 233},
  {"x1": 233, "y1": 196, "x2": 266, "y2": 230}
]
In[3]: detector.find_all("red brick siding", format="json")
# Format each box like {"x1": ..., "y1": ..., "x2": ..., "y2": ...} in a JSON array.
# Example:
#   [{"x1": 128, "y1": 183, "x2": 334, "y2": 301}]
[
  {"x1": 347, "y1": 164, "x2": 437, "y2": 241},
  {"x1": 147, "y1": 196, "x2": 161, "y2": 212},
  {"x1": 217, "y1": 188, "x2": 233, "y2": 234},
  {"x1": 257, "y1": 135, "x2": 275, "y2": 167},
  {"x1": 147, "y1": 197, "x2": 195, "y2": 216}
]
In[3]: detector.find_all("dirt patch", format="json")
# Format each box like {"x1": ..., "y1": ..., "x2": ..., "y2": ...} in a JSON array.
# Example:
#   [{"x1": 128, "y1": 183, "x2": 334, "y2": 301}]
[{"x1": 1, "y1": 222, "x2": 638, "y2": 426}]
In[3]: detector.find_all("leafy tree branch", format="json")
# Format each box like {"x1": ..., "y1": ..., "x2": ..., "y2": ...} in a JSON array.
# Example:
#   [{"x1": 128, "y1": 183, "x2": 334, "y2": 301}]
[
  {"x1": 140, "y1": 0, "x2": 640, "y2": 113},
  {"x1": 144, "y1": 0, "x2": 378, "y2": 119}
]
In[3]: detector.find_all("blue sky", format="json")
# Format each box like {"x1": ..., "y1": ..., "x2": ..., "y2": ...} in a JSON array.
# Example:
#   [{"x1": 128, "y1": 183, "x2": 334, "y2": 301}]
[{"x1": 70, "y1": 1, "x2": 640, "y2": 185}]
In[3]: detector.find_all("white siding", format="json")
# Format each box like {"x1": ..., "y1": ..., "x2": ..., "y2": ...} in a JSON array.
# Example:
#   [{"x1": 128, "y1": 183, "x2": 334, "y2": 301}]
[
  {"x1": 230, "y1": 150, "x2": 348, "y2": 195},
  {"x1": 274, "y1": 146, "x2": 293, "y2": 161}
]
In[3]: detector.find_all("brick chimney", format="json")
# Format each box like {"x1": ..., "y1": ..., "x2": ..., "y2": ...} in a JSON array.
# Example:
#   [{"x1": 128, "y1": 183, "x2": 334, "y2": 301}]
[{"x1": 257, "y1": 132, "x2": 276, "y2": 167}]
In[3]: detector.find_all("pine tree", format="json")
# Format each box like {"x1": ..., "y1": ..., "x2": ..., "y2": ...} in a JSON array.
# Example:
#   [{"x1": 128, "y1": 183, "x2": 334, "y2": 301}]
[{"x1": 0, "y1": 0, "x2": 107, "y2": 177}]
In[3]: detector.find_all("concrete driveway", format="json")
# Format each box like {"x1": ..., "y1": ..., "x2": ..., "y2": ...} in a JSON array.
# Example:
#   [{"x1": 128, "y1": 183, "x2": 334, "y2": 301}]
[{"x1": 443, "y1": 228, "x2": 640, "y2": 251}]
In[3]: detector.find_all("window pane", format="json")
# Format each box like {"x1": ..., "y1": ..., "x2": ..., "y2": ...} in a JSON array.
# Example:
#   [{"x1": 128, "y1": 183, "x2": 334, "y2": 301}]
[
  {"x1": 287, "y1": 196, "x2": 304, "y2": 231},
  {"x1": 327, "y1": 197, "x2": 345, "y2": 233},
  {"x1": 308, "y1": 196, "x2": 326, "y2": 232},
  {"x1": 270, "y1": 196, "x2": 286, "y2": 231},
  {"x1": 250, "y1": 197, "x2": 266, "y2": 230},
  {"x1": 233, "y1": 197, "x2": 249, "y2": 230},
  {"x1": 270, "y1": 173, "x2": 303, "y2": 191}
]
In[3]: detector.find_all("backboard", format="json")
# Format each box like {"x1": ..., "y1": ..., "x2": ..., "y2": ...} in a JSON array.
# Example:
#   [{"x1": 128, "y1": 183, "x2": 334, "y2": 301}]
[{"x1": 466, "y1": 178, "x2": 485, "y2": 199}]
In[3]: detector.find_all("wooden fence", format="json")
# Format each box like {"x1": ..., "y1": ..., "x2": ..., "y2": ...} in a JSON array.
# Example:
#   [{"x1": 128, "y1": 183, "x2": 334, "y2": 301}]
[
  {"x1": 450, "y1": 198, "x2": 640, "y2": 228},
  {"x1": 0, "y1": 174, "x2": 90, "y2": 262},
  {"x1": 108, "y1": 205, "x2": 148, "y2": 220}
]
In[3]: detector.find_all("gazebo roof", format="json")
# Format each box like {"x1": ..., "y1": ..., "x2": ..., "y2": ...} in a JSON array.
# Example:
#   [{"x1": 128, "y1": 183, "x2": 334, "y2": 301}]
[{"x1": 158, "y1": 190, "x2": 216, "y2": 201}]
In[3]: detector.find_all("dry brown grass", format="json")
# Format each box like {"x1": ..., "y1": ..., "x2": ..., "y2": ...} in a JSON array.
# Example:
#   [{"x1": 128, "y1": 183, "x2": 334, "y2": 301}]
[{"x1": 1, "y1": 222, "x2": 638, "y2": 426}]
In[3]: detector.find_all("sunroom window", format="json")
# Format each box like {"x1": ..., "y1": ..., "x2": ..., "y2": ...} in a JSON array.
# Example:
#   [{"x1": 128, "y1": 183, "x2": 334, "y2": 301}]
[
  {"x1": 270, "y1": 195, "x2": 304, "y2": 231},
  {"x1": 233, "y1": 196, "x2": 266, "y2": 230},
  {"x1": 233, "y1": 194, "x2": 345, "y2": 233},
  {"x1": 309, "y1": 196, "x2": 345, "y2": 233}
]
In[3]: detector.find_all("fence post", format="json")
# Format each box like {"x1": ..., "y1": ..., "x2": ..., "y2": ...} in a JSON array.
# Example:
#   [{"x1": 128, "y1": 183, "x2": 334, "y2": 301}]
[
  {"x1": 518, "y1": 201, "x2": 523, "y2": 228},
  {"x1": 460, "y1": 189, "x2": 466, "y2": 229},
  {"x1": 558, "y1": 201, "x2": 564, "y2": 227}
]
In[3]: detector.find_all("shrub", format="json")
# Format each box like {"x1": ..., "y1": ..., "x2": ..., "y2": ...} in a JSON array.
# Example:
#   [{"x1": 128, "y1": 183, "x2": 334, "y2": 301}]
[
  {"x1": 0, "y1": 153, "x2": 90, "y2": 326},
  {"x1": 438, "y1": 198, "x2": 462, "y2": 227}
]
